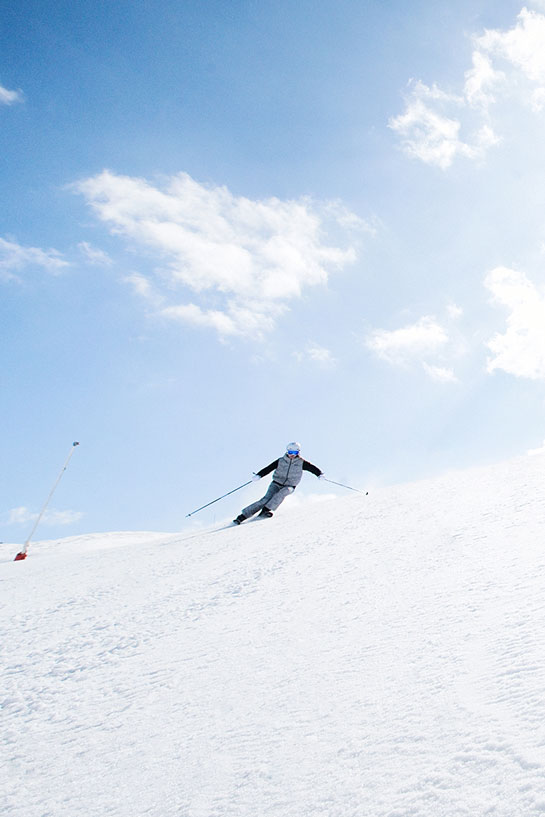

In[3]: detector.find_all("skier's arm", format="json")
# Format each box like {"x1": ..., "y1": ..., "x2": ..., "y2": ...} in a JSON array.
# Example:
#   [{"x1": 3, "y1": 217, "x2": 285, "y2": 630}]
[
  {"x1": 255, "y1": 459, "x2": 279, "y2": 478},
  {"x1": 302, "y1": 460, "x2": 323, "y2": 477}
]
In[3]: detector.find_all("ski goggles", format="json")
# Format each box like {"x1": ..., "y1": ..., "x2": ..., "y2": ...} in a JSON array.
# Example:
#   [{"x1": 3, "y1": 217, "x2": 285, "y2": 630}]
[{"x1": 287, "y1": 450, "x2": 300, "y2": 456}]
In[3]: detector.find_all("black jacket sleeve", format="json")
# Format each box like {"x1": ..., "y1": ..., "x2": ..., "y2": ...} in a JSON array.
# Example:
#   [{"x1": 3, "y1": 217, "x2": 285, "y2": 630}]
[
  {"x1": 256, "y1": 459, "x2": 279, "y2": 478},
  {"x1": 302, "y1": 459, "x2": 323, "y2": 477}
]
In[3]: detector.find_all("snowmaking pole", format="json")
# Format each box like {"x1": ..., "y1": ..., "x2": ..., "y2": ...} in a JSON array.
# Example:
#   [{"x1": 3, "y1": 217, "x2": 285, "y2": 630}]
[{"x1": 14, "y1": 442, "x2": 80, "y2": 561}]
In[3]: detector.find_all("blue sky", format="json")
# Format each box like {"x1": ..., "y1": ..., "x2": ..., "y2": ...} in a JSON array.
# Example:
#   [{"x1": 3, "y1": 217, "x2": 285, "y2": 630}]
[{"x1": 2, "y1": 0, "x2": 545, "y2": 542}]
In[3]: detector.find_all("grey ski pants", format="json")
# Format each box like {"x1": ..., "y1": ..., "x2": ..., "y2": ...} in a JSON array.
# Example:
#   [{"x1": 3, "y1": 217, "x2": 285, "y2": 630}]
[{"x1": 241, "y1": 481, "x2": 295, "y2": 518}]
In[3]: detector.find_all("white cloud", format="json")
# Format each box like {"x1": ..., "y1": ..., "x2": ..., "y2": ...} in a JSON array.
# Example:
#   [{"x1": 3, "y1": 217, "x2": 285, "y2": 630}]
[
  {"x1": 73, "y1": 170, "x2": 366, "y2": 339},
  {"x1": 366, "y1": 316, "x2": 449, "y2": 365},
  {"x1": 43, "y1": 509, "x2": 84, "y2": 526},
  {"x1": 478, "y1": 8, "x2": 545, "y2": 85},
  {"x1": 7, "y1": 507, "x2": 33, "y2": 525},
  {"x1": 125, "y1": 272, "x2": 163, "y2": 305},
  {"x1": 447, "y1": 302, "x2": 464, "y2": 319},
  {"x1": 78, "y1": 241, "x2": 112, "y2": 266},
  {"x1": 366, "y1": 315, "x2": 462, "y2": 382},
  {"x1": 485, "y1": 266, "x2": 545, "y2": 379},
  {"x1": 0, "y1": 84, "x2": 23, "y2": 105},
  {"x1": 477, "y1": 7, "x2": 545, "y2": 111},
  {"x1": 294, "y1": 343, "x2": 336, "y2": 367},
  {"x1": 306, "y1": 344, "x2": 336, "y2": 366},
  {"x1": 391, "y1": 7, "x2": 545, "y2": 167},
  {"x1": 7, "y1": 507, "x2": 84, "y2": 526},
  {"x1": 390, "y1": 80, "x2": 500, "y2": 169},
  {"x1": 0, "y1": 237, "x2": 69, "y2": 281},
  {"x1": 162, "y1": 302, "x2": 274, "y2": 338},
  {"x1": 463, "y1": 51, "x2": 505, "y2": 108},
  {"x1": 423, "y1": 363, "x2": 459, "y2": 383},
  {"x1": 390, "y1": 82, "x2": 467, "y2": 170}
]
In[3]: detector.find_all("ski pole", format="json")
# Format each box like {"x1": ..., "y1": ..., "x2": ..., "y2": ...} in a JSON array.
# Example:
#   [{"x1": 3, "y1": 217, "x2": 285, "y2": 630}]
[
  {"x1": 14, "y1": 441, "x2": 80, "y2": 561},
  {"x1": 323, "y1": 477, "x2": 368, "y2": 495},
  {"x1": 186, "y1": 480, "x2": 253, "y2": 517}
]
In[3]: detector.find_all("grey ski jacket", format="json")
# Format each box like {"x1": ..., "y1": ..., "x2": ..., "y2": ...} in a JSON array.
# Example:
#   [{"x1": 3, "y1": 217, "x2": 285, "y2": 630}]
[{"x1": 256, "y1": 454, "x2": 322, "y2": 489}]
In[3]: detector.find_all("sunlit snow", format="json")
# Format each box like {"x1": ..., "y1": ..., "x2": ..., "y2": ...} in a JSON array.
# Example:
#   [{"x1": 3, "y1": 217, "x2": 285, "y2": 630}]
[{"x1": 2, "y1": 453, "x2": 545, "y2": 816}]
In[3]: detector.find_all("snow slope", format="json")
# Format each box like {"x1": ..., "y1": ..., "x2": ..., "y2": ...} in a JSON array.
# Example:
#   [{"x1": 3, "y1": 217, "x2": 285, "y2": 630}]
[{"x1": 2, "y1": 453, "x2": 545, "y2": 817}]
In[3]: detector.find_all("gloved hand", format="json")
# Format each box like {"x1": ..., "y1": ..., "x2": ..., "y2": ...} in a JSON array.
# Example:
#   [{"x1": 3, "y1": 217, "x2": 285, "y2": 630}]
[
  {"x1": 318, "y1": 473, "x2": 326, "y2": 480},
  {"x1": 252, "y1": 474, "x2": 261, "y2": 482}
]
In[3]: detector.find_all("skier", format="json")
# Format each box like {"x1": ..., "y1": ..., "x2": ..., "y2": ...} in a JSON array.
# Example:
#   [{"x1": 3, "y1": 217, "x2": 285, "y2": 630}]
[{"x1": 233, "y1": 442, "x2": 324, "y2": 523}]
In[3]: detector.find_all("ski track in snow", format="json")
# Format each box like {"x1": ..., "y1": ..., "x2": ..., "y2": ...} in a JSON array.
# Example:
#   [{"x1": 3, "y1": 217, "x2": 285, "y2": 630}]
[{"x1": 2, "y1": 454, "x2": 545, "y2": 816}]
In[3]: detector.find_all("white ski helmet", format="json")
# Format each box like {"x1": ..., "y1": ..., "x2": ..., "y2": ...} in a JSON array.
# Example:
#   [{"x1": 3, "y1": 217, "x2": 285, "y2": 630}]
[{"x1": 286, "y1": 441, "x2": 301, "y2": 454}]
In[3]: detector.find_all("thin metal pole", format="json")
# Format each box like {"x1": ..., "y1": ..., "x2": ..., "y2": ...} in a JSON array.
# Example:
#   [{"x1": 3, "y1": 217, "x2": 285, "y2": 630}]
[
  {"x1": 16, "y1": 442, "x2": 80, "y2": 559},
  {"x1": 323, "y1": 477, "x2": 368, "y2": 495},
  {"x1": 186, "y1": 480, "x2": 252, "y2": 517}
]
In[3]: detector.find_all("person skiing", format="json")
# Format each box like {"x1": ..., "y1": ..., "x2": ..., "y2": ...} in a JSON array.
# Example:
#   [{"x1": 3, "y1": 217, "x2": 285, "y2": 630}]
[{"x1": 233, "y1": 442, "x2": 324, "y2": 523}]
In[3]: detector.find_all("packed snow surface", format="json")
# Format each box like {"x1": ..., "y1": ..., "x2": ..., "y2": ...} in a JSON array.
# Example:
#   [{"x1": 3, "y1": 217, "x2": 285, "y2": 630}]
[{"x1": 2, "y1": 453, "x2": 545, "y2": 816}]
